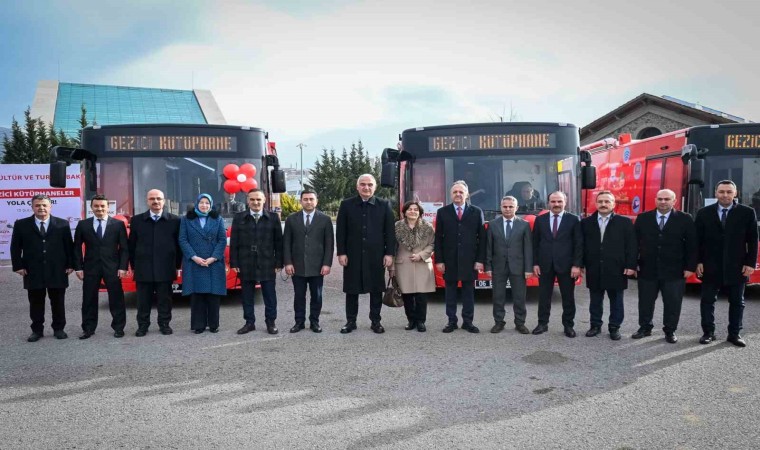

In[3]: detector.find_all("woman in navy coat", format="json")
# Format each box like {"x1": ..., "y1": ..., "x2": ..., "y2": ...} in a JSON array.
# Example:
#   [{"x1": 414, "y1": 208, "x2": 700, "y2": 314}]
[{"x1": 179, "y1": 194, "x2": 227, "y2": 333}]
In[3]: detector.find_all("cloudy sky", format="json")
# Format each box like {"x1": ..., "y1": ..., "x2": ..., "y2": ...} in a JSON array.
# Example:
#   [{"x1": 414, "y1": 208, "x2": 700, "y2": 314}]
[{"x1": 1, "y1": 0, "x2": 758, "y2": 168}]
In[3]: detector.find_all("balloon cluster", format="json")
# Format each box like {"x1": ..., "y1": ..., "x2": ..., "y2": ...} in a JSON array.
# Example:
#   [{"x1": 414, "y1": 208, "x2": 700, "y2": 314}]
[{"x1": 222, "y1": 163, "x2": 258, "y2": 194}]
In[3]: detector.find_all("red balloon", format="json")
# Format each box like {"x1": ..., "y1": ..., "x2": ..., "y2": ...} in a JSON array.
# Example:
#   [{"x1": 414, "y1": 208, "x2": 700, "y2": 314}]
[
  {"x1": 240, "y1": 178, "x2": 256, "y2": 192},
  {"x1": 223, "y1": 179, "x2": 240, "y2": 194},
  {"x1": 239, "y1": 163, "x2": 257, "y2": 178},
  {"x1": 223, "y1": 164, "x2": 239, "y2": 179}
]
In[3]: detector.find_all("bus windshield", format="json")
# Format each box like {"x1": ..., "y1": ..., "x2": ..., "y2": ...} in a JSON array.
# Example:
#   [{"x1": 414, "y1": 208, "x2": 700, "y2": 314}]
[
  {"x1": 699, "y1": 155, "x2": 760, "y2": 220},
  {"x1": 408, "y1": 154, "x2": 579, "y2": 222},
  {"x1": 96, "y1": 156, "x2": 255, "y2": 224}
]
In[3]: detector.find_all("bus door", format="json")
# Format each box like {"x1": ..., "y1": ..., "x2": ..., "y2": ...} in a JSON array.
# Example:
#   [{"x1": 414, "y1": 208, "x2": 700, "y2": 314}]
[{"x1": 643, "y1": 156, "x2": 683, "y2": 212}]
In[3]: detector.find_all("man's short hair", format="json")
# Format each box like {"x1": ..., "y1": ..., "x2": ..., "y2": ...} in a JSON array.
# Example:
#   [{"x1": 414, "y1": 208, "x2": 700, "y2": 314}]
[
  {"x1": 90, "y1": 194, "x2": 108, "y2": 205},
  {"x1": 31, "y1": 194, "x2": 51, "y2": 204},
  {"x1": 501, "y1": 195, "x2": 518, "y2": 204},
  {"x1": 452, "y1": 180, "x2": 469, "y2": 190},
  {"x1": 547, "y1": 191, "x2": 567, "y2": 202},
  {"x1": 300, "y1": 190, "x2": 318, "y2": 199},
  {"x1": 715, "y1": 180, "x2": 737, "y2": 190},
  {"x1": 247, "y1": 188, "x2": 263, "y2": 195},
  {"x1": 595, "y1": 190, "x2": 615, "y2": 200}
]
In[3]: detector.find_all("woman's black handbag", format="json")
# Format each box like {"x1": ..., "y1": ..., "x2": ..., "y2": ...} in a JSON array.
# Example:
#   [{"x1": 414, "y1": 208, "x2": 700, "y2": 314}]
[{"x1": 382, "y1": 276, "x2": 404, "y2": 307}]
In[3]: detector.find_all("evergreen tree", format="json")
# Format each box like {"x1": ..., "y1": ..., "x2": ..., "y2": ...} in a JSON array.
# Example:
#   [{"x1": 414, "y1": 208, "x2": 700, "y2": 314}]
[{"x1": 2, "y1": 105, "x2": 86, "y2": 164}]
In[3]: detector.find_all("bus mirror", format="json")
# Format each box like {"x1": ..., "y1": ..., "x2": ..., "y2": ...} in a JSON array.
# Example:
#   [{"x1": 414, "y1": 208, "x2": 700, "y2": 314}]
[
  {"x1": 271, "y1": 169, "x2": 287, "y2": 193},
  {"x1": 50, "y1": 162, "x2": 67, "y2": 188},
  {"x1": 581, "y1": 165, "x2": 597, "y2": 189},
  {"x1": 579, "y1": 150, "x2": 592, "y2": 164},
  {"x1": 380, "y1": 162, "x2": 396, "y2": 188},
  {"x1": 688, "y1": 159, "x2": 705, "y2": 185},
  {"x1": 381, "y1": 148, "x2": 399, "y2": 164}
]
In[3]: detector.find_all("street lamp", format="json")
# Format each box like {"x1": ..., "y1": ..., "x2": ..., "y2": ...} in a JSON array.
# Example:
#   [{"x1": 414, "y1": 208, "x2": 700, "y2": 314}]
[{"x1": 297, "y1": 143, "x2": 307, "y2": 189}]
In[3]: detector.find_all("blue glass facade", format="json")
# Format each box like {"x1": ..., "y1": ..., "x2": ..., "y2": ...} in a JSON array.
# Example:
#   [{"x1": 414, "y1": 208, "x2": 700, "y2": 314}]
[{"x1": 54, "y1": 83, "x2": 207, "y2": 137}]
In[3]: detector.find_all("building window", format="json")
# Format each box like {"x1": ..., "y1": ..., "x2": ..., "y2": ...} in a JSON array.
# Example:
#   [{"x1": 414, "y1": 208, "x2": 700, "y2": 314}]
[{"x1": 637, "y1": 127, "x2": 662, "y2": 139}]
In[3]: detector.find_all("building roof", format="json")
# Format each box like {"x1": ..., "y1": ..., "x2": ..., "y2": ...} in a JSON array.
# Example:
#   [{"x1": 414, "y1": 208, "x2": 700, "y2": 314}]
[{"x1": 580, "y1": 93, "x2": 744, "y2": 142}]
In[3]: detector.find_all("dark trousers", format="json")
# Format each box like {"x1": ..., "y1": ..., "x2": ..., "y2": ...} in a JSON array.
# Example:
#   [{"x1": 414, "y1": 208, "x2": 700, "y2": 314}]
[
  {"x1": 700, "y1": 282, "x2": 745, "y2": 336},
  {"x1": 589, "y1": 289, "x2": 624, "y2": 330},
  {"x1": 136, "y1": 281, "x2": 172, "y2": 330},
  {"x1": 191, "y1": 293, "x2": 220, "y2": 331},
  {"x1": 346, "y1": 292, "x2": 382, "y2": 323},
  {"x1": 537, "y1": 269, "x2": 576, "y2": 327},
  {"x1": 292, "y1": 275, "x2": 324, "y2": 324},
  {"x1": 241, "y1": 280, "x2": 277, "y2": 324},
  {"x1": 444, "y1": 280, "x2": 475, "y2": 325},
  {"x1": 637, "y1": 278, "x2": 684, "y2": 333},
  {"x1": 28, "y1": 288, "x2": 66, "y2": 334},
  {"x1": 492, "y1": 272, "x2": 527, "y2": 325},
  {"x1": 81, "y1": 274, "x2": 126, "y2": 333},
  {"x1": 402, "y1": 293, "x2": 428, "y2": 323}
]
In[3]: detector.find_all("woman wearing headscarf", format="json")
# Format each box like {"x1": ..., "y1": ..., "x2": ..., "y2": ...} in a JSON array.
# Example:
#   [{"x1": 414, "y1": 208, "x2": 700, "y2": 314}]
[
  {"x1": 179, "y1": 193, "x2": 227, "y2": 333},
  {"x1": 389, "y1": 201, "x2": 436, "y2": 332}
]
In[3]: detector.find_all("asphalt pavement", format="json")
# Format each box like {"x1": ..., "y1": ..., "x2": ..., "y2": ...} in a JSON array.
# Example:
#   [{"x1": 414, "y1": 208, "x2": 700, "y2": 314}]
[{"x1": 1, "y1": 263, "x2": 759, "y2": 449}]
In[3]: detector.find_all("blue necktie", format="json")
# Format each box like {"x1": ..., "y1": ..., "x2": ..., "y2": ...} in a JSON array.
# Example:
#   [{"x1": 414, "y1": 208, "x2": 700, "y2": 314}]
[{"x1": 96, "y1": 219, "x2": 103, "y2": 238}]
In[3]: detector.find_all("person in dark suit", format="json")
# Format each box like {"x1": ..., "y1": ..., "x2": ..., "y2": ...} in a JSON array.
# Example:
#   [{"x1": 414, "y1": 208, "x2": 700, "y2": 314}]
[
  {"x1": 485, "y1": 196, "x2": 533, "y2": 334},
  {"x1": 435, "y1": 180, "x2": 486, "y2": 334},
  {"x1": 128, "y1": 189, "x2": 181, "y2": 337},
  {"x1": 580, "y1": 191, "x2": 637, "y2": 341},
  {"x1": 633, "y1": 189, "x2": 697, "y2": 343},
  {"x1": 230, "y1": 189, "x2": 283, "y2": 335},
  {"x1": 11, "y1": 194, "x2": 74, "y2": 342},
  {"x1": 695, "y1": 180, "x2": 758, "y2": 347},
  {"x1": 336, "y1": 174, "x2": 396, "y2": 334},
  {"x1": 178, "y1": 193, "x2": 227, "y2": 334},
  {"x1": 283, "y1": 190, "x2": 334, "y2": 333},
  {"x1": 73, "y1": 194, "x2": 129, "y2": 339},
  {"x1": 532, "y1": 191, "x2": 583, "y2": 337}
]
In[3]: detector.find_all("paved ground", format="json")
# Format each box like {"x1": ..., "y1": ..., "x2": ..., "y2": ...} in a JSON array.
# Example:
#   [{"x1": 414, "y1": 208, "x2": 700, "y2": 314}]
[{"x1": 1, "y1": 262, "x2": 759, "y2": 449}]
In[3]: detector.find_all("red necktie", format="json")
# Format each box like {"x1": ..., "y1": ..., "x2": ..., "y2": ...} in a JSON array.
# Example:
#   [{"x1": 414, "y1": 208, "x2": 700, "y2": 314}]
[
  {"x1": 457, "y1": 206, "x2": 463, "y2": 220},
  {"x1": 552, "y1": 214, "x2": 559, "y2": 238}
]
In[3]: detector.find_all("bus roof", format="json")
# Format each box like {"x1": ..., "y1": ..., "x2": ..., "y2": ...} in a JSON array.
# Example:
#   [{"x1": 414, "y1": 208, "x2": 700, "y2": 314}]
[
  {"x1": 402, "y1": 122, "x2": 578, "y2": 134},
  {"x1": 82, "y1": 123, "x2": 266, "y2": 133}
]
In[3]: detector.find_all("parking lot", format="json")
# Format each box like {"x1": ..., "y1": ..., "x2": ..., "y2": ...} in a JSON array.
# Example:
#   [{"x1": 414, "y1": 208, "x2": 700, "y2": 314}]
[{"x1": 1, "y1": 264, "x2": 759, "y2": 449}]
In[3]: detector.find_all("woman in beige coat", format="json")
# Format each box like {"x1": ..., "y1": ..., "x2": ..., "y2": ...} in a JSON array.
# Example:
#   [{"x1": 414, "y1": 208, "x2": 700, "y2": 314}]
[{"x1": 389, "y1": 201, "x2": 436, "y2": 332}]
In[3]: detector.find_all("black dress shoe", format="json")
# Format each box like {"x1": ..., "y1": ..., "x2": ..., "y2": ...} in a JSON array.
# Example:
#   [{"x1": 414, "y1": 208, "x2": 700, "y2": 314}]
[
  {"x1": 160, "y1": 327, "x2": 173, "y2": 335},
  {"x1": 290, "y1": 322, "x2": 305, "y2": 333},
  {"x1": 266, "y1": 321, "x2": 279, "y2": 335},
  {"x1": 135, "y1": 328, "x2": 148, "y2": 337},
  {"x1": 405, "y1": 321, "x2": 417, "y2": 331},
  {"x1": 209, "y1": 328, "x2": 219, "y2": 333},
  {"x1": 515, "y1": 324, "x2": 530, "y2": 334},
  {"x1": 371, "y1": 322, "x2": 385, "y2": 334},
  {"x1": 609, "y1": 329, "x2": 622, "y2": 341},
  {"x1": 416, "y1": 322, "x2": 426, "y2": 332},
  {"x1": 54, "y1": 330, "x2": 68, "y2": 339},
  {"x1": 631, "y1": 328, "x2": 652, "y2": 339},
  {"x1": 79, "y1": 331, "x2": 94, "y2": 340},
  {"x1": 490, "y1": 322, "x2": 505, "y2": 333},
  {"x1": 665, "y1": 333, "x2": 678, "y2": 344},
  {"x1": 442, "y1": 323, "x2": 458, "y2": 333},
  {"x1": 310, "y1": 323, "x2": 322, "y2": 333},
  {"x1": 340, "y1": 322, "x2": 357, "y2": 334},
  {"x1": 114, "y1": 330, "x2": 125, "y2": 338},
  {"x1": 585, "y1": 326, "x2": 601, "y2": 337},
  {"x1": 27, "y1": 332, "x2": 42, "y2": 342},
  {"x1": 564, "y1": 326, "x2": 576, "y2": 338},
  {"x1": 237, "y1": 323, "x2": 255, "y2": 334},
  {"x1": 727, "y1": 334, "x2": 747, "y2": 347},
  {"x1": 699, "y1": 333, "x2": 716, "y2": 344},
  {"x1": 462, "y1": 323, "x2": 480, "y2": 334},
  {"x1": 194, "y1": 329, "x2": 205, "y2": 334},
  {"x1": 532, "y1": 324, "x2": 548, "y2": 335}
]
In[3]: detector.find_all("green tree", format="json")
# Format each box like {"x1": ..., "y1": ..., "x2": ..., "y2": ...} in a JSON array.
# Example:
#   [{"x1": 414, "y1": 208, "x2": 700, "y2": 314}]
[{"x1": 2, "y1": 105, "x2": 85, "y2": 164}]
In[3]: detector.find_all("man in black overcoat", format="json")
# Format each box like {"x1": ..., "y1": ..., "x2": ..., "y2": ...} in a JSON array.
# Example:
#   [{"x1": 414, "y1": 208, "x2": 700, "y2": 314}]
[
  {"x1": 230, "y1": 189, "x2": 283, "y2": 335},
  {"x1": 633, "y1": 189, "x2": 697, "y2": 343},
  {"x1": 532, "y1": 191, "x2": 583, "y2": 337},
  {"x1": 128, "y1": 189, "x2": 181, "y2": 336},
  {"x1": 74, "y1": 194, "x2": 129, "y2": 339},
  {"x1": 283, "y1": 190, "x2": 334, "y2": 333},
  {"x1": 580, "y1": 191, "x2": 637, "y2": 341},
  {"x1": 695, "y1": 180, "x2": 758, "y2": 347},
  {"x1": 434, "y1": 180, "x2": 485, "y2": 333},
  {"x1": 335, "y1": 174, "x2": 395, "y2": 334},
  {"x1": 11, "y1": 194, "x2": 74, "y2": 342}
]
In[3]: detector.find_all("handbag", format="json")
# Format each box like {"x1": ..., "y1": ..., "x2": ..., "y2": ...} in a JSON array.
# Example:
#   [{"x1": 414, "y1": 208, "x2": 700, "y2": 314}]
[{"x1": 382, "y1": 275, "x2": 404, "y2": 307}]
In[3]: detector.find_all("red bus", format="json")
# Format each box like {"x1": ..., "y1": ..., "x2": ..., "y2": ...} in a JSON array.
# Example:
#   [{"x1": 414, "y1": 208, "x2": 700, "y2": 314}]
[
  {"x1": 381, "y1": 122, "x2": 596, "y2": 289},
  {"x1": 50, "y1": 123, "x2": 286, "y2": 292},
  {"x1": 581, "y1": 122, "x2": 760, "y2": 284}
]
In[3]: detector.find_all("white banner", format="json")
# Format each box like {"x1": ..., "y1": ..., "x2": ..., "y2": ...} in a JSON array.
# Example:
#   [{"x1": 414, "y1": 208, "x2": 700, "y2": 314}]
[{"x1": 0, "y1": 164, "x2": 82, "y2": 259}]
